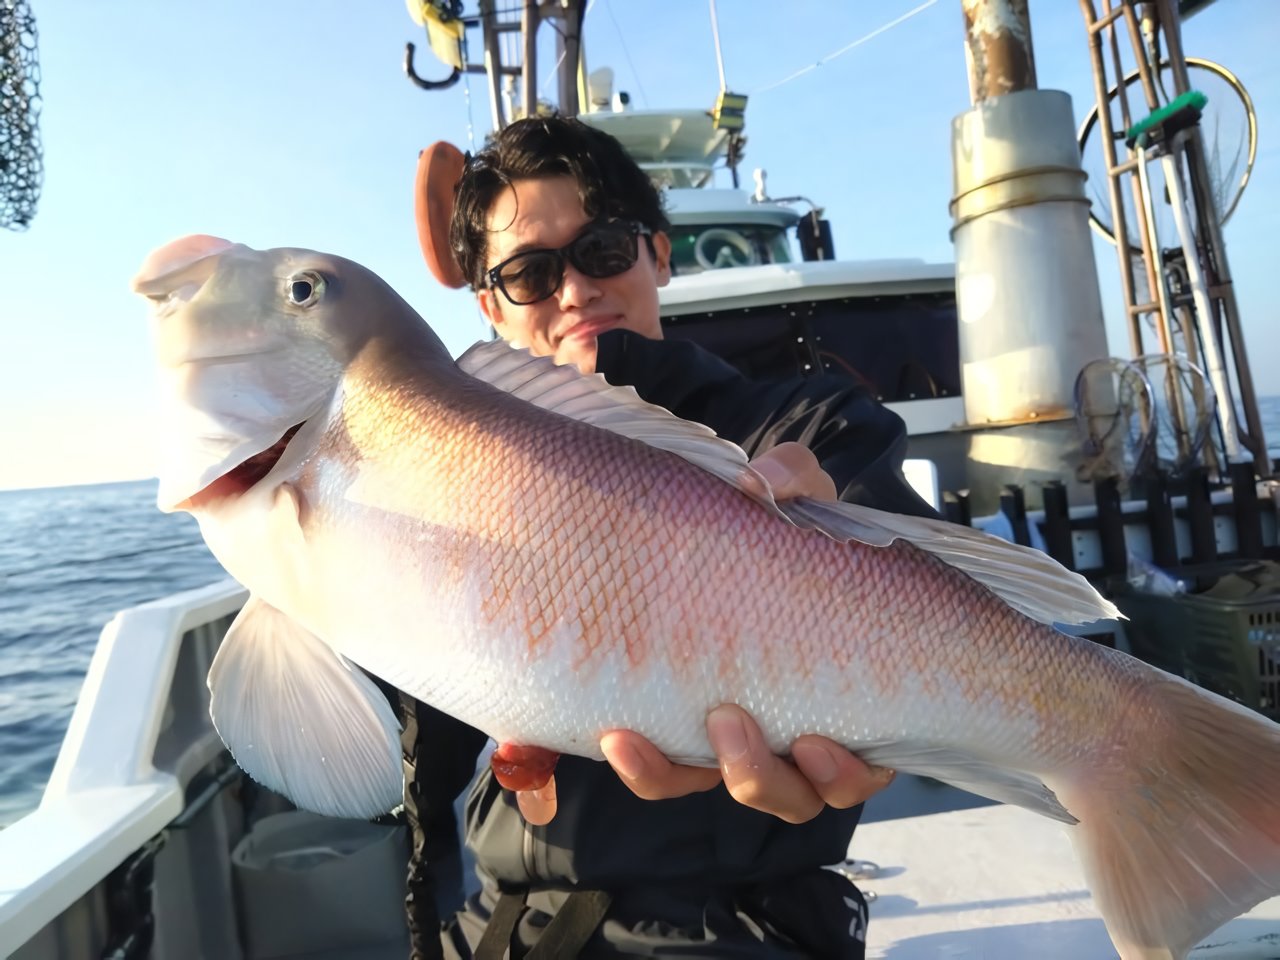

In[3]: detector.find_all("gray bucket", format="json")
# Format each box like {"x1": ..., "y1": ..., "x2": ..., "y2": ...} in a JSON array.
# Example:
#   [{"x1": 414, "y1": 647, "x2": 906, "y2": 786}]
[{"x1": 230, "y1": 810, "x2": 408, "y2": 959}]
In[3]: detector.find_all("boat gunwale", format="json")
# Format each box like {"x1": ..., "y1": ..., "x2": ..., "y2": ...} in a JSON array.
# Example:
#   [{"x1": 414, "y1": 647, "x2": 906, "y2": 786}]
[{"x1": 0, "y1": 578, "x2": 247, "y2": 956}]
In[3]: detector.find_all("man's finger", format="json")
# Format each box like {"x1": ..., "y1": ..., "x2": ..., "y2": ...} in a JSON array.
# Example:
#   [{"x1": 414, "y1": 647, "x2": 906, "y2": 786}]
[
  {"x1": 516, "y1": 774, "x2": 558, "y2": 825},
  {"x1": 791, "y1": 737, "x2": 896, "y2": 809},
  {"x1": 750, "y1": 442, "x2": 838, "y2": 502},
  {"x1": 601, "y1": 730, "x2": 722, "y2": 800},
  {"x1": 706, "y1": 705, "x2": 824, "y2": 824}
]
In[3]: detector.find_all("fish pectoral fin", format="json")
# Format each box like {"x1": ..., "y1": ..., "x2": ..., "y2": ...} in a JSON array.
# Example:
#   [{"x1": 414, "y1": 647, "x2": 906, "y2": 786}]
[
  {"x1": 207, "y1": 595, "x2": 402, "y2": 819},
  {"x1": 854, "y1": 741, "x2": 1076, "y2": 824},
  {"x1": 778, "y1": 498, "x2": 1121, "y2": 627},
  {"x1": 456, "y1": 340, "x2": 783, "y2": 514}
]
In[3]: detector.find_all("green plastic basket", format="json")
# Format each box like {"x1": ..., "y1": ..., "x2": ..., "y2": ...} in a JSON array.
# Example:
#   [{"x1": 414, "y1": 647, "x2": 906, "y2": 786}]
[{"x1": 1114, "y1": 560, "x2": 1280, "y2": 720}]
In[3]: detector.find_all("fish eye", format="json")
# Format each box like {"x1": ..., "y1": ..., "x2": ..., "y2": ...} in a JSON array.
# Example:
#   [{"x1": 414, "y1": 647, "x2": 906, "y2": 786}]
[{"x1": 285, "y1": 271, "x2": 325, "y2": 307}]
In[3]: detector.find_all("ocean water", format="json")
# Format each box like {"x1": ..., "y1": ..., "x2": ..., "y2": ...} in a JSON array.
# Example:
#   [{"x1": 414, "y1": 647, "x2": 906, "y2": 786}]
[
  {"x1": 0, "y1": 479, "x2": 223, "y2": 828},
  {"x1": 3, "y1": 397, "x2": 1280, "y2": 830}
]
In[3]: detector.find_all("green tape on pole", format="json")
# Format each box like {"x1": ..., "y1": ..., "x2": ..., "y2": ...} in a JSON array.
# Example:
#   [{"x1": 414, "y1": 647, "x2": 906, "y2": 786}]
[{"x1": 1127, "y1": 90, "x2": 1208, "y2": 144}]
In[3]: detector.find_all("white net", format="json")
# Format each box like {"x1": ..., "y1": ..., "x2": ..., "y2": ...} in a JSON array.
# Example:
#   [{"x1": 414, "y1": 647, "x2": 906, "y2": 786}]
[{"x1": 1078, "y1": 59, "x2": 1255, "y2": 256}]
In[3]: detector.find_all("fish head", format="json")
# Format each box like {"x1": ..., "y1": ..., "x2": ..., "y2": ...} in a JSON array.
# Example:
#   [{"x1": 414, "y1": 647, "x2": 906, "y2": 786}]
[{"x1": 133, "y1": 235, "x2": 430, "y2": 513}]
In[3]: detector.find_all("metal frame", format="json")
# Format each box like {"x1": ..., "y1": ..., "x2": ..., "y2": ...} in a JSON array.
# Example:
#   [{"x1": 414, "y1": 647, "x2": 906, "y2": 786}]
[{"x1": 1078, "y1": 0, "x2": 1271, "y2": 475}]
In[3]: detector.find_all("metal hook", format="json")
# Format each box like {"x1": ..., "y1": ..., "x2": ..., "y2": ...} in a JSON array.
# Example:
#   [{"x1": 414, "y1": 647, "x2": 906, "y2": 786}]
[{"x1": 404, "y1": 42, "x2": 461, "y2": 91}]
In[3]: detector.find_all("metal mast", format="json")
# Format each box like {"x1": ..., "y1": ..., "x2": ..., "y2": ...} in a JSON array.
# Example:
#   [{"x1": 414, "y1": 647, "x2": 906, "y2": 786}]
[{"x1": 949, "y1": 0, "x2": 1110, "y2": 428}]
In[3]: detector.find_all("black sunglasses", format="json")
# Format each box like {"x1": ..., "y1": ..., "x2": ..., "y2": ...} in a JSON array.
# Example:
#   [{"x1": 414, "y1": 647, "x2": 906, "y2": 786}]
[{"x1": 485, "y1": 220, "x2": 654, "y2": 306}]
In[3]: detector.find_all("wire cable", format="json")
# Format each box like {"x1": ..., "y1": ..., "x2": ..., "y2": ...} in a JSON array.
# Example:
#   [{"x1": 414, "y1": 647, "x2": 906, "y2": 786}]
[
  {"x1": 752, "y1": 0, "x2": 939, "y2": 96},
  {"x1": 538, "y1": 0, "x2": 595, "y2": 110},
  {"x1": 603, "y1": 0, "x2": 648, "y2": 107}
]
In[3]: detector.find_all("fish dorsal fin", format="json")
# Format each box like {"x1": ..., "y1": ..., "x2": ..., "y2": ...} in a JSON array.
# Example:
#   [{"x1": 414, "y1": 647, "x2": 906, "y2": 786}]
[
  {"x1": 778, "y1": 499, "x2": 1121, "y2": 626},
  {"x1": 457, "y1": 340, "x2": 1119, "y2": 628},
  {"x1": 208, "y1": 595, "x2": 403, "y2": 819},
  {"x1": 458, "y1": 339, "x2": 768, "y2": 502}
]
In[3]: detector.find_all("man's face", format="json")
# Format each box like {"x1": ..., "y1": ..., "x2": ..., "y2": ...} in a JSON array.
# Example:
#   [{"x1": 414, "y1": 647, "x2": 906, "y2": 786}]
[{"x1": 477, "y1": 175, "x2": 672, "y2": 374}]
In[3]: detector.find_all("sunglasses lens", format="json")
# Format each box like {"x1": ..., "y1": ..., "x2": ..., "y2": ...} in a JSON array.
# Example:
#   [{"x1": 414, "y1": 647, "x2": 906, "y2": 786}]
[
  {"x1": 491, "y1": 223, "x2": 643, "y2": 305},
  {"x1": 496, "y1": 251, "x2": 563, "y2": 305},
  {"x1": 571, "y1": 224, "x2": 639, "y2": 278}
]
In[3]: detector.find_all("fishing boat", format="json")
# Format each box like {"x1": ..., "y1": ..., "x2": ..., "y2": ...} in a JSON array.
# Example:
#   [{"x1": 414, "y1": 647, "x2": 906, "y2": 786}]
[{"x1": 3, "y1": 1, "x2": 1280, "y2": 957}]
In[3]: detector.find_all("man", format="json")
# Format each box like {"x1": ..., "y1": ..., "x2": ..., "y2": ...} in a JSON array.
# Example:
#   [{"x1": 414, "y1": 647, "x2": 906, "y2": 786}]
[{"x1": 401, "y1": 116, "x2": 938, "y2": 959}]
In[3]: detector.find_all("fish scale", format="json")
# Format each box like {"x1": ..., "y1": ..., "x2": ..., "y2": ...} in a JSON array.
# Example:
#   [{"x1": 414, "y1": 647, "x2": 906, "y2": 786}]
[
  {"x1": 309, "y1": 372, "x2": 1070, "y2": 770},
  {"x1": 135, "y1": 236, "x2": 1280, "y2": 960}
]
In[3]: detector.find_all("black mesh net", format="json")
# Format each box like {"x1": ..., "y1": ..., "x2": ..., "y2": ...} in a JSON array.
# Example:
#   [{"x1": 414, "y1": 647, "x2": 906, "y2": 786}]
[{"x1": 1, "y1": 0, "x2": 42, "y2": 231}]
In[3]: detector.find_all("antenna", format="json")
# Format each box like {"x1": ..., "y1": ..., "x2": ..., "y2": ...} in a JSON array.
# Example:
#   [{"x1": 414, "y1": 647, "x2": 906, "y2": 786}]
[
  {"x1": 708, "y1": 0, "x2": 727, "y2": 91},
  {"x1": 706, "y1": 0, "x2": 747, "y2": 187}
]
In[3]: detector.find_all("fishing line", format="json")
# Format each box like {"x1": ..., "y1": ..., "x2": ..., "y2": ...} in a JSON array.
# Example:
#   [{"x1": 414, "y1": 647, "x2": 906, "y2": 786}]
[
  {"x1": 752, "y1": 0, "x2": 940, "y2": 96},
  {"x1": 462, "y1": 63, "x2": 478, "y2": 151},
  {"x1": 452, "y1": 13, "x2": 478, "y2": 148}
]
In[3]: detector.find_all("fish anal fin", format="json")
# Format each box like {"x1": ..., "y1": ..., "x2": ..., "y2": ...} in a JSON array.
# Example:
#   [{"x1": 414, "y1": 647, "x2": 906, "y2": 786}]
[
  {"x1": 208, "y1": 596, "x2": 402, "y2": 819},
  {"x1": 855, "y1": 741, "x2": 1076, "y2": 824},
  {"x1": 490, "y1": 742, "x2": 560, "y2": 791}
]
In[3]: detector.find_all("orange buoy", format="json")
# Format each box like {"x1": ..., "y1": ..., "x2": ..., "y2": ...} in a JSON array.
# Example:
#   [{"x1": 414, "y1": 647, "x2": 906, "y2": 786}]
[{"x1": 414, "y1": 141, "x2": 468, "y2": 289}]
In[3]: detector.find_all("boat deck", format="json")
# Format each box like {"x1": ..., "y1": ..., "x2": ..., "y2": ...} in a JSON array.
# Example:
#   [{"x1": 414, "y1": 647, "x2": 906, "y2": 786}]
[{"x1": 854, "y1": 802, "x2": 1280, "y2": 959}]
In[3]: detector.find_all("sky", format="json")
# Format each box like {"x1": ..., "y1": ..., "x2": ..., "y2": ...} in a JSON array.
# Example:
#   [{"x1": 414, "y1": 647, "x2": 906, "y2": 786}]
[{"x1": 1, "y1": 0, "x2": 1277, "y2": 490}]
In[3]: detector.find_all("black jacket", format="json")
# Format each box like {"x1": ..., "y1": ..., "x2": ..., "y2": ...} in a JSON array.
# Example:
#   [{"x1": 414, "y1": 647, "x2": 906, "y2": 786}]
[{"x1": 400, "y1": 330, "x2": 938, "y2": 957}]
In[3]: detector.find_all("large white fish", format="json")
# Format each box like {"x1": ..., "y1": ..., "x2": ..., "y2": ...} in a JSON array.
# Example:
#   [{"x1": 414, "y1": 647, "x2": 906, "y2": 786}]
[{"x1": 133, "y1": 234, "x2": 1280, "y2": 960}]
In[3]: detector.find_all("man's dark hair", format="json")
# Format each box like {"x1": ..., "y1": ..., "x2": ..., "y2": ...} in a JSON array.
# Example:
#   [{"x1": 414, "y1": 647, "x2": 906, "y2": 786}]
[{"x1": 449, "y1": 116, "x2": 670, "y2": 290}]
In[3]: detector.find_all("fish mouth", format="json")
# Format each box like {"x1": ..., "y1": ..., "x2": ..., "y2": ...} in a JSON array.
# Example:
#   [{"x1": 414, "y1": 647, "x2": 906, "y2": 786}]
[{"x1": 178, "y1": 422, "x2": 306, "y2": 511}]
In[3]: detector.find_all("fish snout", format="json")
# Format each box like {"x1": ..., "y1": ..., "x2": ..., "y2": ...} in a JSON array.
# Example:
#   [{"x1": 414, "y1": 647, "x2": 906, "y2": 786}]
[{"x1": 132, "y1": 234, "x2": 237, "y2": 301}]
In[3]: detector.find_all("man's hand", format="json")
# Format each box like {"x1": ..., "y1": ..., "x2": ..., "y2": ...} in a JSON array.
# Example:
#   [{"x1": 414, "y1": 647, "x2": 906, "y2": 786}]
[
  {"x1": 517, "y1": 711, "x2": 895, "y2": 826},
  {"x1": 604, "y1": 706, "x2": 894, "y2": 823},
  {"x1": 513, "y1": 442, "x2": 894, "y2": 825}
]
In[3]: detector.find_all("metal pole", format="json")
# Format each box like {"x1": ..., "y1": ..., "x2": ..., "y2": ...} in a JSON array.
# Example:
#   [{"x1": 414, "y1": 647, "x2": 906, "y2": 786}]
[
  {"x1": 709, "y1": 0, "x2": 728, "y2": 90},
  {"x1": 1155, "y1": 0, "x2": 1271, "y2": 472},
  {"x1": 1120, "y1": 2, "x2": 1162, "y2": 110},
  {"x1": 479, "y1": 0, "x2": 505, "y2": 129},
  {"x1": 556, "y1": 0, "x2": 584, "y2": 117},
  {"x1": 521, "y1": 0, "x2": 538, "y2": 120},
  {"x1": 961, "y1": 0, "x2": 1036, "y2": 102},
  {"x1": 1134, "y1": 147, "x2": 1179, "y2": 355}
]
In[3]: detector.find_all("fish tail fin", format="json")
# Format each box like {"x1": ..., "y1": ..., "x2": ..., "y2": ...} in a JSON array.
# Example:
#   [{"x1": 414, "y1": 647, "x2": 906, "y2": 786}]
[{"x1": 1051, "y1": 676, "x2": 1280, "y2": 960}]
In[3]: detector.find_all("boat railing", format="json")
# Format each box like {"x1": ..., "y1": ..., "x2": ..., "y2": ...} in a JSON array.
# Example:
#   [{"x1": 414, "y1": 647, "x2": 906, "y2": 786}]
[
  {"x1": 0, "y1": 579, "x2": 246, "y2": 957},
  {"x1": 636, "y1": 160, "x2": 716, "y2": 189}
]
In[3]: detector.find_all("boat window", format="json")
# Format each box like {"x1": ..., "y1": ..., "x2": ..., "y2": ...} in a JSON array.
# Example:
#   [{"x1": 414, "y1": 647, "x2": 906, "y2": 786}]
[
  {"x1": 668, "y1": 224, "x2": 792, "y2": 275},
  {"x1": 662, "y1": 291, "x2": 959, "y2": 404}
]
